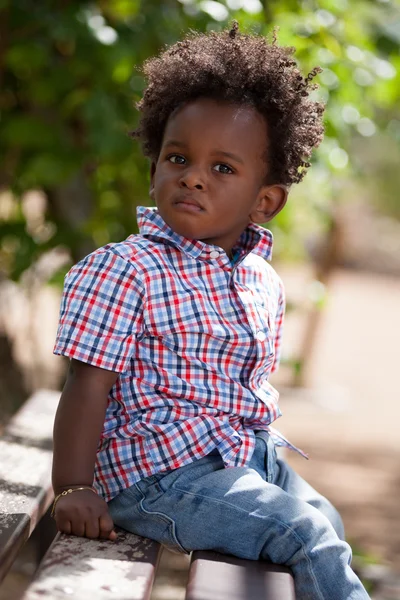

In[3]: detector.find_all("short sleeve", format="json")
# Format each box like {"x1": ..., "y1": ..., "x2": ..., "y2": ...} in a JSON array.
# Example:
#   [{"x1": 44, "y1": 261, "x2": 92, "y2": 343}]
[
  {"x1": 54, "y1": 249, "x2": 145, "y2": 373},
  {"x1": 271, "y1": 276, "x2": 285, "y2": 374}
]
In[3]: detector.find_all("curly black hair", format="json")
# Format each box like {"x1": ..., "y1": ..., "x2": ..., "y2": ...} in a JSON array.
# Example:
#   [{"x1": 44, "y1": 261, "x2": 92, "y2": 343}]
[{"x1": 134, "y1": 22, "x2": 324, "y2": 186}]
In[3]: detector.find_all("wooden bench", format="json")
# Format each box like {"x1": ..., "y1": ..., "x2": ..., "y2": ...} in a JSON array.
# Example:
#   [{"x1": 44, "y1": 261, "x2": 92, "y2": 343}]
[
  {"x1": 0, "y1": 390, "x2": 295, "y2": 600},
  {"x1": 0, "y1": 389, "x2": 57, "y2": 583}
]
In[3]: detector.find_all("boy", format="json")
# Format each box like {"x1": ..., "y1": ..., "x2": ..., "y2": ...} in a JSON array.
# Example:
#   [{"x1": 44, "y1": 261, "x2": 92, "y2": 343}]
[{"x1": 52, "y1": 23, "x2": 370, "y2": 599}]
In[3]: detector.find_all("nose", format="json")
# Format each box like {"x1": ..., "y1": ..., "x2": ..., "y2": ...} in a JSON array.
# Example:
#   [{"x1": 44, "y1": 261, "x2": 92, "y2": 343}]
[{"x1": 179, "y1": 166, "x2": 205, "y2": 191}]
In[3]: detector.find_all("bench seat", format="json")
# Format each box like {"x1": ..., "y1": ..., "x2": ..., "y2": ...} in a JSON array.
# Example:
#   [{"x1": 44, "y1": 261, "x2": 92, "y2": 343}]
[
  {"x1": 22, "y1": 536, "x2": 295, "y2": 600},
  {"x1": 0, "y1": 390, "x2": 59, "y2": 583},
  {"x1": 187, "y1": 550, "x2": 295, "y2": 600},
  {"x1": 22, "y1": 529, "x2": 162, "y2": 600}
]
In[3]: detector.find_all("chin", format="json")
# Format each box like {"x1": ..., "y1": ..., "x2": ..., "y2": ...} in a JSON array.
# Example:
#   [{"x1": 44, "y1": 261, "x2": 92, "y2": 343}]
[
  {"x1": 162, "y1": 215, "x2": 203, "y2": 240},
  {"x1": 173, "y1": 224, "x2": 203, "y2": 241}
]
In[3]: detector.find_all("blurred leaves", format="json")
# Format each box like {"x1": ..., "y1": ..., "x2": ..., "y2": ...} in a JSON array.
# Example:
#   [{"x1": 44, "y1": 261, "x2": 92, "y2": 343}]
[{"x1": 0, "y1": 0, "x2": 399, "y2": 280}]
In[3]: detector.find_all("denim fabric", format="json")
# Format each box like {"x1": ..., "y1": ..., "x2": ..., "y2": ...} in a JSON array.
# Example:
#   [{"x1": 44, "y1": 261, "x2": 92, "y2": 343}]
[{"x1": 108, "y1": 432, "x2": 370, "y2": 600}]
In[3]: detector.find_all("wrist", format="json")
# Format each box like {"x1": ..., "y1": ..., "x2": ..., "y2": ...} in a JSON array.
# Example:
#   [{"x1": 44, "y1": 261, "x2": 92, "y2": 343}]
[
  {"x1": 51, "y1": 485, "x2": 98, "y2": 518},
  {"x1": 53, "y1": 483, "x2": 95, "y2": 495}
]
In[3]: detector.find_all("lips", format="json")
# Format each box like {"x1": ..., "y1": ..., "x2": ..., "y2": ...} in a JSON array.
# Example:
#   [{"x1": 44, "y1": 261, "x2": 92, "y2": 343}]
[{"x1": 173, "y1": 195, "x2": 204, "y2": 212}]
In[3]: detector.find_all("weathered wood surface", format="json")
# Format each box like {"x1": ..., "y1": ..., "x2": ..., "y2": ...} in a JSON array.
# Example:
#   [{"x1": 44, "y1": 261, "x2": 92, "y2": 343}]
[
  {"x1": 0, "y1": 389, "x2": 59, "y2": 583},
  {"x1": 186, "y1": 550, "x2": 295, "y2": 600},
  {"x1": 22, "y1": 529, "x2": 163, "y2": 600}
]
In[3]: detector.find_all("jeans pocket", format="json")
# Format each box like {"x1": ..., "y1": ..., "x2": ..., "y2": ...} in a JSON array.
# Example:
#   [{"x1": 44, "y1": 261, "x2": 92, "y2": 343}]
[{"x1": 136, "y1": 484, "x2": 189, "y2": 555}]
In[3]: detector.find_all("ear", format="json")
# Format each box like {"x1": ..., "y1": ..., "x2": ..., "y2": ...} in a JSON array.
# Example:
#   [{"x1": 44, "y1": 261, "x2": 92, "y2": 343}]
[
  {"x1": 149, "y1": 162, "x2": 157, "y2": 200},
  {"x1": 250, "y1": 184, "x2": 288, "y2": 224}
]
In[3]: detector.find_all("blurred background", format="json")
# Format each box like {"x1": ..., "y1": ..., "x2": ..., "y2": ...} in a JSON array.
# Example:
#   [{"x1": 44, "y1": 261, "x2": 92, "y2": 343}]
[{"x1": 0, "y1": 0, "x2": 399, "y2": 598}]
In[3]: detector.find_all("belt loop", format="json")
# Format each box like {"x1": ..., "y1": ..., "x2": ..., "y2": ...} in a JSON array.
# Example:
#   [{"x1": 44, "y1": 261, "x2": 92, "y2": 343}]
[
  {"x1": 254, "y1": 430, "x2": 275, "y2": 483},
  {"x1": 266, "y1": 435, "x2": 277, "y2": 483}
]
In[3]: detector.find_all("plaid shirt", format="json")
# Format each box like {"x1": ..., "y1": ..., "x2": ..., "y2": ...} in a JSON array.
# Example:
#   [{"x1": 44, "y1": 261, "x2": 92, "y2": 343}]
[{"x1": 54, "y1": 206, "x2": 301, "y2": 502}]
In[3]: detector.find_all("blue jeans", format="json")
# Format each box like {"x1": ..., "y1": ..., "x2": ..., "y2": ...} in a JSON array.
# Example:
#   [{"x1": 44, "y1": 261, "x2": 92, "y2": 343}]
[{"x1": 108, "y1": 432, "x2": 370, "y2": 600}]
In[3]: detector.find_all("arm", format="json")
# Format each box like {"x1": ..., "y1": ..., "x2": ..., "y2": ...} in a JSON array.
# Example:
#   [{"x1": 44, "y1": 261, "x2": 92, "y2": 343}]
[
  {"x1": 52, "y1": 359, "x2": 118, "y2": 539},
  {"x1": 52, "y1": 250, "x2": 145, "y2": 537}
]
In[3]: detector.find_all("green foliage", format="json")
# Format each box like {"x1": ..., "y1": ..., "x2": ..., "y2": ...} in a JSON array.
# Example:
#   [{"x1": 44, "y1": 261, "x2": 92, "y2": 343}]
[{"x1": 0, "y1": 0, "x2": 399, "y2": 279}]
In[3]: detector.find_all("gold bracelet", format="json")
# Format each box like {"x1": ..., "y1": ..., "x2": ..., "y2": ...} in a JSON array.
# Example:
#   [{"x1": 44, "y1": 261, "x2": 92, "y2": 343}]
[{"x1": 51, "y1": 486, "x2": 97, "y2": 518}]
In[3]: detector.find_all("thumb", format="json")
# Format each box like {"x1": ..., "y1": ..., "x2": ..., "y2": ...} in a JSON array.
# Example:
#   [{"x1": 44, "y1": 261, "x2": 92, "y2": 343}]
[{"x1": 99, "y1": 513, "x2": 117, "y2": 541}]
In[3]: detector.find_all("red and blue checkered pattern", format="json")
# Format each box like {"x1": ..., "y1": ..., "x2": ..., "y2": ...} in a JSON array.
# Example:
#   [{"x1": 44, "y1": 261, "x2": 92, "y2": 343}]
[{"x1": 54, "y1": 207, "x2": 300, "y2": 501}]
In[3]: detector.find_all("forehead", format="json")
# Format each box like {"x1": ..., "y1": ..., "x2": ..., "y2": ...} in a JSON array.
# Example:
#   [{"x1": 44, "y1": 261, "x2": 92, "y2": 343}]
[{"x1": 163, "y1": 98, "x2": 268, "y2": 156}]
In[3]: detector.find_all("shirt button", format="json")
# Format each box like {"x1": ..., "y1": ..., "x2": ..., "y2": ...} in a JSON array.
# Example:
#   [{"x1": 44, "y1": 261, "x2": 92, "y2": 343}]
[
  {"x1": 209, "y1": 250, "x2": 220, "y2": 259},
  {"x1": 256, "y1": 331, "x2": 267, "y2": 342}
]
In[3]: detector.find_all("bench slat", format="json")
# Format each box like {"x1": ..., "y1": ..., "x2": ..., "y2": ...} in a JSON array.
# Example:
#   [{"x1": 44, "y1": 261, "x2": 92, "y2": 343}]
[
  {"x1": 0, "y1": 390, "x2": 59, "y2": 583},
  {"x1": 22, "y1": 529, "x2": 163, "y2": 600},
  {"x1": 186, "y1": 550, "x2": 295, "y2": 600}
]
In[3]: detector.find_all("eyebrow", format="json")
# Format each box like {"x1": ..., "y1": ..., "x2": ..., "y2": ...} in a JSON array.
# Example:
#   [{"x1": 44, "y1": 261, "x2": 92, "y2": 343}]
[{"x1": 163, "y1": 140, "x2": 244, "y2": 165}]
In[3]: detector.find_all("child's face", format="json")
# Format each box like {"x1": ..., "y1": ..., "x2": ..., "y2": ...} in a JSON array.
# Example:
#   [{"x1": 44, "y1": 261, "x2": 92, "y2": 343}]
[{"x1": 150, "y1": 98, "x2": 287, "y2": 253}]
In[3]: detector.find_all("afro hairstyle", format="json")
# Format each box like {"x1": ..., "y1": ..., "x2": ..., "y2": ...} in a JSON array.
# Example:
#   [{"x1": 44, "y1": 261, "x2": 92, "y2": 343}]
[{"x1": 134, "y1": 22, "x2": 324, "y2": 186}]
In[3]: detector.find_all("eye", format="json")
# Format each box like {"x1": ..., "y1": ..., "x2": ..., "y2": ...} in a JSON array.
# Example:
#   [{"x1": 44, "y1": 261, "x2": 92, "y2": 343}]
[
  {"x1": 168, "y1": 154, "x2": 186, "y2": 164},
  {"x1": 213, "y1": 163, "x2": 234, "y2": 175}
]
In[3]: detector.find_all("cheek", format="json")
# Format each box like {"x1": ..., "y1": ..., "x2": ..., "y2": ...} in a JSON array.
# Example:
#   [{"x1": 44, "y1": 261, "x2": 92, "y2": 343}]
[
  {"x1": 224, "y1": 179, "x2": 258, "y2": 202},
  {"x1": 153, "y1": 171, "x2": 170, "y2": 198},
  {"x1": 156, "y1": 167, "x2": 176, "y2": 188}
]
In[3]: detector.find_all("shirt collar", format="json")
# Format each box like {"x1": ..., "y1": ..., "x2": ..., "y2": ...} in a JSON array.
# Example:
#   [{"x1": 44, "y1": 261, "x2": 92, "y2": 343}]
[{"x1": 136, "y1": 205, "x2": 274, "y2": 262}]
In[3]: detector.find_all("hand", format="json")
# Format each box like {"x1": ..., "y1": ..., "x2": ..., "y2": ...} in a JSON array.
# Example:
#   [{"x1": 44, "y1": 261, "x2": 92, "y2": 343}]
[{"x1": 54, "y1": 490, "x2": 117, "y2": 541}]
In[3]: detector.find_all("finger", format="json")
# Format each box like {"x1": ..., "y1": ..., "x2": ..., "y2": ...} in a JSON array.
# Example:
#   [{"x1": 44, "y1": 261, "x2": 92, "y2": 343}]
[
  {"x1": 57, "y1": 519, "x2": 72, "y2": 535},
  {"x1": 99, "y1": 514, "x2": 117, "y2": 540},
  {"x1": 70, "y1": 519, "x2": 86, "y2": 538},
  {"x1": 85, "y1": 518, "x2": 100, "y2": 539}
]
